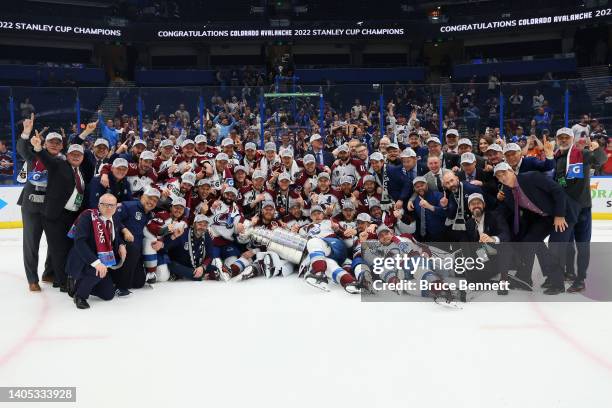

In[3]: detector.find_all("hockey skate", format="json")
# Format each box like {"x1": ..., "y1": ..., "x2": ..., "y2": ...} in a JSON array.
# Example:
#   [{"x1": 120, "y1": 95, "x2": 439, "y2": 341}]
[
  {"x1": 146, "y1": 272, "x2": 157, "y2": 285},
  {"x1": 232, "y1": 264, "x2": 261, "y2": 282},
  {"x1": 343, "y1": 281, "x2": 361, "y2": 294},
  {"x1": 357, "y1": 269, "x2": 375, "y2": 294},
  {"x1": 305, "y1": 272, "x2": 330, "y2": 292}
]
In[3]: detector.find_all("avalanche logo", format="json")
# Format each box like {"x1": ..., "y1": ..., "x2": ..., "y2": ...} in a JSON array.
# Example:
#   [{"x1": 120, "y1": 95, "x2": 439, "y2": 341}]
[
  {"x1": 567, "y1": 163, "x2": 584, "y2": 179},
  {"x1": 308, "y1": 224, "x2": 321, "y2": 237}
]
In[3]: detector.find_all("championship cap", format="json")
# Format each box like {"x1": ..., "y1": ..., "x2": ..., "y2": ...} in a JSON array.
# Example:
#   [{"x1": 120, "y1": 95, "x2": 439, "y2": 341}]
[
  {"x1": 143, "y1": 187, "x2": 161, "y2": 198},
  {"x1": 370, "y1": 152, "x2": 384, "y2": 161},
  {"x1": 493, "y1": 162, "x2": 512, "y2": 174},
  {"x1": 67, "y1": 144, "x2": 84, "y2": 154},
  {"x1": 303, "y1": 154, "x2": 316, "y2": 164},
  {"x1": 446, "y1": 129, "x2": 459, "y2": 137},
  {"x1": 503, "y1": 143, "x2": 521, "y2": 154},
  {"x1": 45, "y1": 132, "x2": 63, "y2": 142},
  {"x1": 195, "y1": 134, "x2": 207, "y2": 144},
  {"x1": 426, "y1": 136, "x2": 441, "y2": 145},
  {"x1": 215, "y1": 153, "x2": 229, "y2": 161},
  {"x1": 356, "y1": 213, "x2": 372, "y2": 223},
  {"x1": 400, "y1": 148, "x2": 416, "y2": 158},
  {"x1": 112, "y1": 158, "x2": 129, "y2": 168},
  {"x1": 181, "y1": 172, "x2": 196, "y2": 186},
  {"x1": 194, "y1": 214, "x2": 209, "y2": 224},
  {"x1": 181, "y1": 139, "x2": 195, "y2": 148},
  {"x1": 412, "y1": 176, "x2": 427, "y2": 185},
  {"x1": 467, "y1": 193, "x2": 485, "y2": 204},
  {"x1": 376, "y1": 224, "x2": 392, "y2": 235},
  {"x1": 171, "y1": 197, "x2": 186, "y2": 207},
  {"x1": 140, "y1": 151, "x2": 155, "y2": 161},
  {"x1": 460, "y1": 152, "x2": 476, "y2": 164},
  {"x1": 94, "y1": 138, "x2": 109, "y2": 148},
  {"x1": 264, "y1": 142, "x2": 277, "y2": 152},
  {"x1": 458, "y1": 138, "x2": 472, "y2": 147}
]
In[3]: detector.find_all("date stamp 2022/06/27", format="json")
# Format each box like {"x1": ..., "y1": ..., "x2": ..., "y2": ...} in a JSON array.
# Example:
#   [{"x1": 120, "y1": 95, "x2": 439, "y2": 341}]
[{"x1": 0, "y1": 387, "x2": 76, "y2": 402}]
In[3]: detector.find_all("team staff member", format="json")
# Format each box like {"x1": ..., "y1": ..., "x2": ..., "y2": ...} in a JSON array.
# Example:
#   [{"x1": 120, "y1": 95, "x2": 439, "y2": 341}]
[
  {"x1": 494, "y1": 163, "x2": 576, "y2": 295},
  {"x1": 15, "y1": 114, "x2": 53, "y2": 291},
  {"x1": 552, "y1": 127, "x2": 607, "y2": 293},
  {"x1": 66, "y1": 194, "x2": 127, "y2": 309},
  {"x1": 114, "y1": 188, "x2": 160, "y2": 295},
  {"x1": 31, "y1": 134, "x2": 87, "y2": 293}
]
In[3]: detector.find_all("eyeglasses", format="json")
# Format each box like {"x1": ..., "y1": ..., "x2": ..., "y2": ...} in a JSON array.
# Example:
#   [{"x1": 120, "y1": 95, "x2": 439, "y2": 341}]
[{"x1": 99, "y1": 203, "x2": 117, "y2": 208}]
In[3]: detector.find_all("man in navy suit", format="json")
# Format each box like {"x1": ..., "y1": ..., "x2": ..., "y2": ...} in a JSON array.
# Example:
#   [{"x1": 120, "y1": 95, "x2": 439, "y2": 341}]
[
  {"x1": 66, "y1": 194, "x2": 126, "y2": 309},
  {"x1": 503, "y1": 142, "x2": 555, "y2": 174},
  {"x1": 494, "y1": 162, "x2": 577, "y2": 294},
  {"x1": 307, "y1": 134, "x2": 334, "y2": 168},
  {"x1": 388, "y1": 148, "x2": 418, "y2": 204},
  {"x1": 441, "y1": 171, "x2": 485, "y2": 242}
]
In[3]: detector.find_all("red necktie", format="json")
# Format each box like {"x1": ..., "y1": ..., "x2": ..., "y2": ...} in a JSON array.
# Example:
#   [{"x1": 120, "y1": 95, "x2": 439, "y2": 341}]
[
  {"x1": 73, "y1": 167, "x2": 83, "y2": 194},
  {"x1": 106, "y1": 220, "x2": 113, "y2": 241}
]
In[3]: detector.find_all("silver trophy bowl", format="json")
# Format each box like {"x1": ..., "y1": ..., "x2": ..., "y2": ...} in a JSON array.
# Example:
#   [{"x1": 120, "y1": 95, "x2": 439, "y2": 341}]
[{"x1": 244, "y1": 227, "x2": 308, "y2": 264}]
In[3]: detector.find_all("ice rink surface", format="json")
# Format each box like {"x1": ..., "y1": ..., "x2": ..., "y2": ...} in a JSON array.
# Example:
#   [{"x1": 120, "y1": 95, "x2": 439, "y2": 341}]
[{"x1": 1, "y1": 223, "x2": 612, "y2": 408}]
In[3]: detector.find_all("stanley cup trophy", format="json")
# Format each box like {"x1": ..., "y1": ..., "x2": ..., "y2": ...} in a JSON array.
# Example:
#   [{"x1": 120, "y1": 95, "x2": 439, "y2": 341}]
[{"x1": 243, "y1": 227, "x2": 308, "y2": 265}]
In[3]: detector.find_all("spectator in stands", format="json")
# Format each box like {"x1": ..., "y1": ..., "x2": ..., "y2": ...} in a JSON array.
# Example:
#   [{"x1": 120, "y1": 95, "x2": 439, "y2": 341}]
[
  {"x1": 488, "y1": 73, "x2": 500, "y2": 95},
  {"x1": 0, "y1": 140, "x2": 14, "y2": 184},
  {"x1": 532, "y1": 107, "x2": 552, "y2": 136},
  {"x1": 532, "y1": 89, "x2": 544, "y2": 111},
  {"x1": 571, "y1": 114, "x2": 591, "y2": 138},
  {"x1": 509, "y1": 88, "x2": 523, "y2": 116},
  {"x1": 464, "y1": 101, "x2": 480, "y2": 138},
  {"x1": 601, "y1": 137, "x2": 612, "y2": 175}
]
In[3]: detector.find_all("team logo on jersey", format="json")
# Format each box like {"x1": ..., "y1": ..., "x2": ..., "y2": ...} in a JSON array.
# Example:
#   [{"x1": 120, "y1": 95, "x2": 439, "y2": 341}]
[
  {"x1": 308, "y1": 224, "x2": 321, "y2": 237},
  {"x1": 135, "y1": 212, "x2": 142, "y2": 220}
]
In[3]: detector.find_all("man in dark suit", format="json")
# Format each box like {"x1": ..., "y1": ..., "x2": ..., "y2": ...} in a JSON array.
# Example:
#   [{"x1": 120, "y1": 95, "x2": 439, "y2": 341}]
[
  {"x1": 441, "y1": 171, "x2": 484, "y2": 241},
  {"x1": 494, "y1": 162, "x2": 577, "y2": 294},
  {"x1": 31, "y1": 134, "x2": 87, "y2": 292},
  {"x1": 87, "y1": 158, "x2": 132, "y2": 209},
  {"x1": 66, "y1": 193, "x2": 127, "y2": 309},
  {"x1": 419, "y1": 136, "x2": 461, "y2": 172},
  {"x1": 308, "y1": 134, "x2": 334, "y2": 168},
  {"x1": 462, "y1": 193, "x2": 512, "y2": 294},
  {"x1": 503, "y1": 142, "x2": 555, "y2": 174},
  {"x1": 410, "y1": 176, "x2": 447, "y2": 242},
  {"x1": 458, "y1": 152, "x2": 498, "y2": 206},
  {"x1": 15, "y1": 114, "x2": 54, "y2": 291},
  {"x1": 70, "y1": 120, "x2": 107, "y2": 183}
]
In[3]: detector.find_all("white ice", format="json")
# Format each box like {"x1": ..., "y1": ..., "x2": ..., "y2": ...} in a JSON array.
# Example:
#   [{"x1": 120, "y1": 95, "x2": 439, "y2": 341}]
[{"x1": 1, "y1": 223, "x2": 612, "y2": 408}]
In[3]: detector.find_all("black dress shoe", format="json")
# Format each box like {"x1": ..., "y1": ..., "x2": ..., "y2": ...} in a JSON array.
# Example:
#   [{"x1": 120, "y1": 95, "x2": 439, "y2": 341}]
[
  {"x1": 564, "y1": 272, "x2": 577, "y2": 282},
  {"x1": 59, "y1": 283, "x2": 68, "y2": 293},
  {"x1": 540, "y1": 279, "x2": 553, "y2": 289},
  {"x1": 507, "y1": 275, "x2": 533, "y2": 291},
  {"x1": 52, "y1": 282, "x2": 60, "y2": 288},
  {"x1": 73, "y1": 296, "x2": 90, "y2": 309},
  {"x1": 543, "y1": 286, "x2": 565, "y2": 295},
  {"x1": 567, "y1": 280, "x2": 585, "y2": 293}
]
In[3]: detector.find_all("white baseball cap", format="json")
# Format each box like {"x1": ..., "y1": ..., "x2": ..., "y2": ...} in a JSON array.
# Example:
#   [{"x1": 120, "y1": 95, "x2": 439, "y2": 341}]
[
  {"x1": 181, "y1": 139, "x2": 195, "y2": 148},
  {"x1": 317, "y1": 172, "x2": 330, "y2": 180},
  {"x1": 426, "y1": 137, "x2": 441, "y2": 145},
  {"x1": 264, "y1": 142, "x2": 277, "y2": 152},
  {"x1": 181, "y1": 172, "x2": 196, "y2": 186},
  {"x1": 493, "y1": 162, "x2": 512, "y2": 174},
  {"x1": 94, "y1": 138, "x2": 109, "y2": 148},
  {"x1": 486, "y1": 144, "x2": 503, "y2": 153},
  {"x1": 460, "y1": 152, "x2": 476, "y2": 164},
  {"x1": 252, "y1": 170, "x2": 266, "y2": 180},
  {"x1": 194, "y1": 214, "x2": 209, "y2": 224},
  {"x1": 400, "y1": 148, "x2": 416, "y2": 158},
  {"x1": 503, "y1": 143, "x2": 521, "y2": 154},
  {"x1": 215, "y1": 153, "x2": 229, "y2": 161},
  {"x1": 159, "y1": 139, "x2": 174, "y2": 148},
  {"x1": 244, "y1": 142, "x2": 257, "y2": 151},
  {"x1": 112, "y1": 158, "x2": 129, "y2": 168},
  {"x1": 45, "y1": 132, "x2": 63, "y2": 142},
  {"x1": 413, "y1": 176, "x2": 427, "y2": 185},
  {"x1": 140, "y1": 151, "x2": 155, "y2": 161},
  {"x1": 133, "y1": 139, "x2": 146, "y2": 147},
  {"x1": 195, "y1": 134, "x2": 207, "y2": 144},
  {"x1": 67, "y1": 144, "x2": 84, "y2": 154},
  {"x1": 143, "y1": 187, "x2": 161, "y2": 198},
  {"x1": 458, "y1": 138, "x2": 472, "y2": 147},
  {"x1": 446, "y1": 129, "x2": 459, "y2": 137},
  {"x1": 280, "y1": 149, "x2": 293, "y2": 158},
  {"x1": 172, "y1": 197, "x2": 187, "y2": 207},
  {"x1": 303, "y1": 154, "x2": 316, "y2": 164},
  {"x1": 370, "y1": 152, "x2": 384, "y2": 161},
  {"x1": 221, "y1": 138, "x2": 235, "y2": 147},
  {"x1": 467, "y1": 193, "x2": 485, "y2": 204},
  {"x1": 556, "y1": 127, "x2": 573, "y2": 137},
  {"x1": 310, "y1": 134, "x2": 322, "y2": 143}
]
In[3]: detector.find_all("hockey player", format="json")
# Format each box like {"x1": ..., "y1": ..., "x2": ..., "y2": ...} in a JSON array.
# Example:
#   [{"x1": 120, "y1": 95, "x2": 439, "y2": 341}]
[
  {"x1": 203, "y1": 153, "x2": 234, "y2": 192},
  {"x1": 354, "y1": 174, "x2": 382, "y2": 213},
  {"x1": 307, "y1": 172, "x2": 340, "y2": 217},
  {"x1": 268, "y1": 172, "x2": 302, "y2": 217},
  {"x1": 282, "y1": 198, "x2": 309, "y2": 232},
  {"x1": 220, "y1": 138, "x2": 241, "y2": 165},
  {"x1": 240, "y1": 142, "x2": 262, "y2": 174},
  {"x1": 234, "y1": 200, "x2": 295, "y2": 281},
  {"x1": 162, "y1": 214, "x2": 219, "y2": 281},
  {"x1": 293, "y1": 154, "x2": 325, "y2": 192},
  {"x1": 299, "y1": 205, "x2": 360, "y2": 294},
  {"x1": 99, "y1": 150, "x2": 158, "y2": 197},
  {"x1": 330, "y1": 143, "x2": 367, "y2": 187},
  {"x1": 240, "y1": 169, "x2": 273, "y2": 219},
  {"x1": 157, "y1": 172, "x2": 196, "y2": 213},
  {"x1": 259, "y1": 142, "x2": 280, "y2": 178},
  {"x1": 190, "y1": 178, "x2": 218, "y2": 219},
  {"x1": 143, "y1": 197, "x2": 188, "y2": 283}
]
